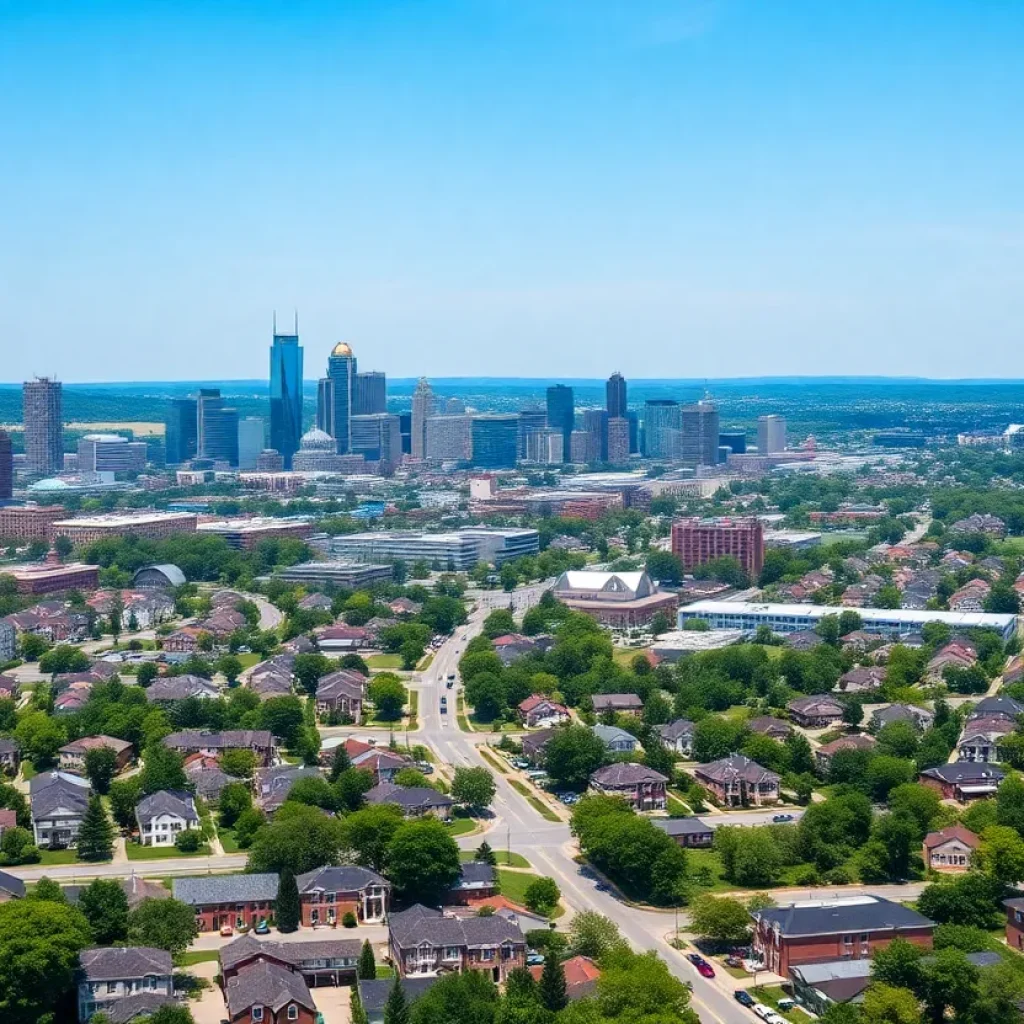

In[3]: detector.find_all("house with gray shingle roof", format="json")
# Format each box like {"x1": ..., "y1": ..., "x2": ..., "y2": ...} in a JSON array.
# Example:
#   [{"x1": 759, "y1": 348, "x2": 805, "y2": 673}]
[
  {"x1": 296, "y1": 865, "x2": 389, "y2": 926},
  {"x1": 30, "y1": 770, "x2": 91, "y2": 848},
  {"x1": 174, "y1": 873, "x2": 279, "y2": 933},
  {"x1": 589, "y1": 762, "x2": 667, "y2": 811},
  {"x1": 77, "y1": 946, "x2": 173, "y2": 1024},
  {"x1": 225, "y1": 960, "x2": 317, "y2": 1023},
  {"x1": 591, "y1": 723, "x2": 640, "y2": 754},
  {"x1": 135, "y1": 789, "x2": 199, "y2": 847},
  {"x1": 365, "y1": 782, "x2": 454, "y2": 819}
]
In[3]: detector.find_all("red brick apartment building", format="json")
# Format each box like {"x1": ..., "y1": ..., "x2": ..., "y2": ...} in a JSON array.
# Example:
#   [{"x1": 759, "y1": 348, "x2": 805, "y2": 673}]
[
  {"x1": 671, "y1": 516, "x2": 765, "y2": 579},
  {"x1": 0, "y1": 505, "x2": 66, "y2": 542},
  {"x1": 751, "y1": 896, "x2": 935, "y2": 976}
]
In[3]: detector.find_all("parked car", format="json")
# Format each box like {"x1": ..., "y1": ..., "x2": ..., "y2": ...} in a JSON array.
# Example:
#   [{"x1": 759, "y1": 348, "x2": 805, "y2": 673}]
[
  {"x1": 725, "y1": 955, "x2": 744, "y2": 969},
  {"x1": 512, "y1": 758, "x2": 530, "y2": 769},
  {"x1": 752, "y1": 1005, "x2": 773, "y2": 1021},
  {"x1": 447, "y1": 679, "x2": 454, "y2": 689},
  {"x1": 526, "y1": 953, "x2": 545, "y2": 966},
  {"x1": 254, "y1": 919, "x2": 270, "y2": 935},
  {"x1": 734, "y1": 991, "x2": 755, "y2": 1008},
  {"x1": 772, "y1": 813, "x2": 794, "y2": 823},
  {"x1": 695, "y1": 961, "x2": 715, "y2": 979},
  {"x1": 415, "y1": 761, "x2": 434, "y2": 774},
  {"x1": 219, "y1": 923, "x2": 233, "y2": 937}
]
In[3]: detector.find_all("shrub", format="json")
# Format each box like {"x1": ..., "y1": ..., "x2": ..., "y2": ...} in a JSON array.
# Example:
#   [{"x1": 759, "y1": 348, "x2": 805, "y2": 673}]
[
  {"x1": 343, "y1": 911, "x2": 358, "y2": 928},
  {"x1": 174, "y1": 829, "x2": 202, "y2": 853}
]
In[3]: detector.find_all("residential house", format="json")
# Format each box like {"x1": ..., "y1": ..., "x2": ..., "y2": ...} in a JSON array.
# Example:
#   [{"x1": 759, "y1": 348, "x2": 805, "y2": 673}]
[
  {"x1": 786, "y1": 630, "x2": 824, "y2": 651},
  {"x1": 315, "y1": 669, "x2": 366, "y2": 722},
  {"x1": 815, "y1": 734, "x2": 877, "y2": 773},
  {"x1": 528, "y1": 955, "x2": 601, "y2": 1001},
  {"x1": 588, "y1": 763, "x2": 667, "y2": 811},
  {"x1": 920, "y1": 763, "x2": 1004, "y2": 801},
  {"x1": 591, "y1": 693, "x2": 643, "y2": 716},
  {"x1": 693, "y1": 754, "x2": 781, "y2": 807},
  {"x1": 76, "y1": 946, "x2": 173, "y2": 1024},
  {"x1": 926, "y1": 642, "x2": 977, "y2": 680},
  {"x1": 0, "y1": 867, "x2": 25, "y2": 900},
  {"x1": 751, "y1": 895, "x2": 935, "y2": 976},
  {"x1": 145, "y1": 674, "x2": 220, "y2": 702},
  {"x1": 447, "y1": 863, "x2": 498, "y2": 905},
  {"x1": 1004, "y1": 897, "x2": 1024, "y2": 952},
  {"x1": 54, "y1": 683, "x2": 94, "y2": 714},
  {"x1": 0, "y1": 621, "x2": 15, "y2": 663},
  {"x1": 219, "y1": 932, "x2": 362, "y2": 987},
  {"x1": 163, "y1": 729, "x2": 274, "y2": 766},
  {"x1": 949, "y1": 581, "x2": 991, "y2": 613},
  {"x1": 923, "y1": 826, "x2": 979, "y2": 873},
  {"x1": 521, "y1": 727, "x2": 559, "y2": 765},
  {"x1": 256, "y1": 765, "x2": 323, "y2": 814},
  {"x1": 493, "y1": 634, "x2": 552, "y2": 667},
  {"x1": 0, "y1": 672, "x2": 18, "y2": 700},
  {"x1": 225, "y1": 960, "x2": 318, "y2": 1024},
  {"x1": 840, "y1": 630, "x2": 880, "y2": 653},
  {"x1": 30, "y1": 771, "x2": 91, "y2": 848},
  {"x1": 296, "y1": 865, "x2": 390, "y2": 926},
  {"x1": 358, "y1": 978, "x2": 439, "y2": 1024},
  {"x1": 59, "y1": 735, "x2": 134, "y2": 775},
  {"x1": 518, "y1": 694, "x2": 570, "y2": 729},
  {"x1": 86, "y1": 589, "x2": 175, "y2": 631},
  {"x1": 365, "y1": 782, "x2": 454, "y2": 820},
  {"x1": 870, "y1": 704, "x2": 934, "y2": 733},
  {"x1": 248, "y1": 655, "x2": 295, "y2": 700},
  {"x1": 834, "y1": 666, "x2": 886, "y2": 695},
  {"x1": 136, "y1": 790, "x2": 199, "y2": 846},
  {"x1": 319, "y1": 737, "x2": 410, "y2": 783},
  {"x1": 968, "y1": 694, "x2": 1024, "y2": 721},
  {"x1": 174, "y1": 873, "x2": 280, "y2": 932},
  {"x1": 787, "y1": 695, "x2": 845, "y2": 729},
  {"x1": 298, "y1": 593, "x2": 334, "y2": 613},
  {"x1": 185, "y1": 757, "x2": 234, "y2": 802},
  {"x1": 957, "y1": 716, "x2": 1015, "y2": 763},
  {"x1": 0, "y1": 736, "x2": 20, "y2": 773},
  {"x1": 952, "y1": 513, "x2": 1006, "y2": 536},
  {"x1": 315, "y1": 625, "x2": 370, "y2": 651},
  {"x1": 388, "y1": 597, "x2": 422, "y2": 616},
  {"x1": 658, "y1": 719, "x2": 695, "y2": 755},
  {"x1": 592, "y1": 723, "x2": 641, "y2": 754},
  {"x1": 388, "y1": 904, "x2": 527, "y2": 982},
  {"x1": 652, "y1": 816, "x2": 714, "y2": 848},
  {"x1": 160, "y1": 627, "x2": 205, "y2": 654},
  {"x1": 747, "y1": 716, "x2": 793, "y2": 741}
]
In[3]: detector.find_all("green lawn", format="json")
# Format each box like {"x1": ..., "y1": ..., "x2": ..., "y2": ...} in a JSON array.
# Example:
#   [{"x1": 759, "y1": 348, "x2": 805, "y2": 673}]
[
  {"x1": 612, "y1": 647, "x2": 650, "y2": 667},
  {"x1": 367, "y1": 654, "x2": 403, "y2": 669},
  {"x1": 461, "y1": 849, "x2": 530, "y2": 868},
  {"x1": 376, "y1": 964, "x2": 396, "y2": 980},
  {"x1": 178, "y1": 950, "x2": 222, "y2": 966},
  {"x1": 479, "y1": 749, "x2": 510, "y2": 774},
  {"x1": 417, "y1": 653, "x2": 434, "y2": 672},
  {"x1": 686, "y1": 848, "x2": 848, "y2": 894},
  {"x1": 508, "y1": 779, "x2": 561, "y2": 822},
  {"x1": 497, "y1": 868, "x2": 563, "y2": 917},
  {"x1": 468, "y1": 714, "x2": 520, "y2": 732},
  {"x1": 20, "y1": 761, "x2": 37, "y2": 780},
  {"x1": 127, "y1": 842, "x2": 213, "y2": 861},
  {"x1": 407, "y1": 689, "x2": 419, "y2": 721},
  {"x1": 457, "y1": 695, "x2": 473, "y2": 732},
  {"x1": 36, "y1": 848, "x2": 82, "y2": 865},
  {"x1": 446, "y1": 817, "x2": 480, "y2": 837},
  {"x1": 218, "y1": 827, "x2": 240, "y2": 853},
  {"x1": 236, "y1": 652, "x2": 262, "y2": 669},
  {"x1": 753, "y1": 985, "x2": 810, "y2": 1023},
  {"x1": 666, "y1": 791, "x2": 692, "y2": 815}
]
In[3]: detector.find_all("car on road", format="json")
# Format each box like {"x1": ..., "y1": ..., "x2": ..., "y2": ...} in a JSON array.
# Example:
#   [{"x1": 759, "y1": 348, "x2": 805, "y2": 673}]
[
  {"x1": 511, "y1": 758, "x2": 530, "y2": 769},
  {"x1": 686, "y1": 953, "x2": 715, "y2": 978},
  {"x1": 734, "y1": 991, "x2": 755, "y2": 1008},
  {"x1": 772, "y1": 813, "x2": 795, "y2": 823},
  {"x1": 446, "y1": 679, "x2": 454, "y2": 688},
  {"x1": 595, "y1": 882, "x2": 609, "y2": 892},
  {"x1": 415, "y1": 761, "x2": 434, "y2": 774},
  {"x1": 752, "y1": 1005, "x2": 774, "y2": 1021},
  {"x1": 447, "y1": 673, "x2": 456, "y2": 681}
]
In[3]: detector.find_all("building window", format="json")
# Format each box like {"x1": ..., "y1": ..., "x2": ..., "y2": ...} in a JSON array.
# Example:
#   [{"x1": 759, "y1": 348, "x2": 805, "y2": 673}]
[
  {"x1": 288, "y1": 1006, "x2": 299, "y2": 1021},
  {"x1": 252, "y1": 1008, "x2": 264, "y2": 1022},
  {"x1": 107, "y1": 982, "x2": 117, "y2": 994}
]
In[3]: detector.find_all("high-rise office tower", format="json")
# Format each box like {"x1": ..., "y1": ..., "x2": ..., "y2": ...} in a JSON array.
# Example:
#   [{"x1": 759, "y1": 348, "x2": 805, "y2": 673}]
[
  {"x1": 351, "y1": 413, "x2": 403, "y2": 470},
  {"x1": 719, "y1": 431, "x2": 746, "y2": 455},
  {"x1": 607, "y1": 417, "x2": 630, "y2": 465},
  {"x1": 165, "y1": 398, "x2": 198, "y2": 465},
  {"x1": 426, "y1": 415, "x2": 472, "y2": 461},
  {"x1": 238, "y1": 416, "x2": 266, "y2": 471},
  {"x1": 526, "y1": 428, "x2": 564, "y2": 464},
  {"x1": 642, "y1": 400, "x2": 680, "y2": 458},
  {"x1": 316, "y1": 378, "x2": 335, "y2": 436},
  {"x1": 680, "y1": 400, "x2": 720, "y2": 466},
  {"x1": 445, "y1": 397, "x2": 466, "y2": 414},
  {"x1": 269, "y1": 322, "x2": 303, "y2": 469},
  {"x1": 546, "y1": 384, "x2": 574, "y2": 463},
  {"x1": 22, "y1": 377, "x2": 63, "y2": 475},
  {"x1": 399, "y1": 412, "x2": 412, "y2": 455},
  {"x1": 757, "y1": 415, "x2": 787, "y2": 454},
  {"x1": 606, "y1": 372, "x2": 627, "y2": 419},
  {"x1": 0, "y1": 430, "x2": 12, "y2": 499},
  {"x1": 582, "y1": 409, "x2": 608, "y2": 462},
  {"x1": 470, "y1": 414, "x2": 518, "y2": 469},
  {"x1": 353, "y1": 371, "x2": 387, "y2": 416},
  {"x1": 626, "y1": 410, "x2": 639, "y2": 454},
  {"x1": 517, "y1": 408, "x2": 547, "y2": 460},
  {"x1": 570, "y1": 430, "x2": 596, "y2": 464},
  {"x1": 326, "y1": 342, "x2": 356, "y2": 454},
  {"x1": 197, "y1": 389, "x2": 239, "y2": 465},
  {"x1": 411, "y1": 379, "x2": 435, "y2": 459}
]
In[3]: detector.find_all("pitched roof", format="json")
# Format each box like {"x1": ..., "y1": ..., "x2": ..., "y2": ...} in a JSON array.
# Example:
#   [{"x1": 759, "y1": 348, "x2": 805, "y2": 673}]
[
  {"x1": 592, "y1": 724, "x2": 637, "y2": 746},
  {"x1": 365, "y1": 782, "x2": 454, "y2": 812},
  {"x1": 358, "y1": 977, "x2": 439, "y2": 1015},
  {"x1": 695, "y1": 753, "x2": 780, "y2": 785},
  {"x1": 923, "y1": 825, "x2": 980, "y2": 851},
  {"x1": 519, "y1": 694, "x2": 567, "y2": 714},
  {"x1": 225, "y1": 960, "x2": 316, "y2": 1016},
  {"x1": 59, "y1": 734, "x2": 133, "y2": 756},
  {"x1": 220, "y1": 933, "x2": 364, "y2": 974},
  {"x1": 969, "y1": 695, "x2": 1024, "y2": 721},
  {"x1": 163, "y1": 729, "x2": 272, "y2": 750},
  {"x1": 752, "y1": 895, "x2": 934, "y2": 938},
  {"x1": 747, "y1": 716, "x2": 792, "y2": 736},
  {"x1": 29, "y1": 771, "x2": 91, "y2": 818},
  {"x1": 296, "y1": 865, "x2": 388, "y2": 894},
  {"x1": 590, "y1": 762, "x2": 667, "y2": 786},
  {"x1": 921, "y1": 763, "x2": 1005, "y2": 785},
  {"x1": 135, "y1": 789, "x2": 198, "y2": 826},
  {"x1": 173, "y1": 873, "x2": 280, "y2": 906},
  {"x1": 817, "y1": 735, "x2": 877, "y2": 757},
  {"x1": 146, "y1": 675, "x2": 219, "y2": 701},
  {"x1": 388, "y1": 904, "x2": 525, "y2": 949},
  {"x1": 652, "y1": 817, "x2": 713, "y2": 838},
  {"x1": 658, "y1": 719, "x2": 695, "y2": 741},
  {"x1": 592, "y1": 693, "x2": 643, "y2": 710},
  {"x1": 454, "y1": 862, "x2": 496, "y2": 887},
  {"x1": 79, "y1": 946, "x2": 172, "y2": 981},
  {"x1": 788, "y1": 695, "x2": 844, "y2": 715},
  {"x1": 105, "y1": 992, "x2": 177, "y2": 1024}
]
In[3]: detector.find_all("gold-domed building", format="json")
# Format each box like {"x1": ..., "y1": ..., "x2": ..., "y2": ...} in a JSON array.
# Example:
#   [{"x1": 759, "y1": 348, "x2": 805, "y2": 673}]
[{"x1": 331, "y1": 342, "x2": 354, "y2": 358}]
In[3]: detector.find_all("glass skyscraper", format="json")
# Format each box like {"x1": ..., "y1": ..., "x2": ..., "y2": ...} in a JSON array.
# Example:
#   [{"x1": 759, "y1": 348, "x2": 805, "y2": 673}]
[
  {"x1": 326, "y1": 342, "x2": 355, "y2": 454},
  {"x1": 165, "y1": 398, "x2": 198, "y2": 464},
  {"x1": 197, "y1": 389, "x2": 239, "y2": 465},
  {"x1": 546, "y1": 384, "x2": 574, "y2": 463},
  {"x1": 269, "y1": 325, "x2": 303, "y2": 469},
  {"x1": 471, "y1": 414, "x2": 519, "y2": 468}
]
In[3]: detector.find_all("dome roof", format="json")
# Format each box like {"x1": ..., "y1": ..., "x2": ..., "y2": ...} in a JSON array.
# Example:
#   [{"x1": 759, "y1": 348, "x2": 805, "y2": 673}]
[
  {"x1": 331, "y1": 342, "x2": 353, "y2": 358},
  {"x1": 29, "y1": 478, "x2": 70, "y2": 492},
  {"x1": 299, "y1": 428, "x2": 335, "y2": 451}
]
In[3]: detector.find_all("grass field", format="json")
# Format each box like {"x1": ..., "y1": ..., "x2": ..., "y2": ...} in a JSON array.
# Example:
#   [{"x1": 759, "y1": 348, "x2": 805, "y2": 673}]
[
  {"x1": 446, "y1": 817, "x2": 479, "y2": 837},
  {"x1": 457, "y1": 694, "x2": 473, "y2": 732},
  {"x1": 178, "y1": 950, "x2": 221, "y2": 966},
  {"x1": 686, "y1": 848, "x2": 844, "y2": 893},
  {"x1": 508, "y1": 779, "x2": 561, "y2": 822},
  {"x1": 367, "y1": 654, "x2": 403, "y2": 670},
  {"x1": 407, "y1": 689, "x2": 419, "y2": 721},
  {"x1": 236, "y1": 652, "x2": 262, "y2": 669},
  {"x1": 218, "y1": 827, "x2": 240, "y2": 853},
  {"x1": 20, "y1": 761, "x2": 38, "y2": 781},
  {"x1": 461, "y1": 849, "x2": 530, "y2": 868},
  {"x1": 127, "y1": 842, "x2": 212, "y2": 861},
  {"x1": 66, "y1": 420, "x2": 166, "y2": 436},
  {"x1": 36, "y1": 848, "x2": 82, "y2": 865},
  {"x1": 497, "y1": 868, "x2": 539, "y2": 906},
  {"x1": 479, "y1": 749, "x2": 509, "y2": 774}
]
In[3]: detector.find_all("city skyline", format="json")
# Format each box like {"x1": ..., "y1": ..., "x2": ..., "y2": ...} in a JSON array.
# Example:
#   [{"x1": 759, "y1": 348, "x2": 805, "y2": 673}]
[{"x1": 2, "y1": 2, "x2": 1023, "y2": 381}]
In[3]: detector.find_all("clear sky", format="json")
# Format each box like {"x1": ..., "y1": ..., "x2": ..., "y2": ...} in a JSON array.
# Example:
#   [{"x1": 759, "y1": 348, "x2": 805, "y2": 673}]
[{"x1": 1, "y1": 0, "x2": 1022, "y2": 382}]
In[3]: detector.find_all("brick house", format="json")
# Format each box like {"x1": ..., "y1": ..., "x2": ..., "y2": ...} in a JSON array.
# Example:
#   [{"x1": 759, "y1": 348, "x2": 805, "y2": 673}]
[
  {"x1": 160, "y1": 627, "x2": 205, "y2": 654},
  {"x1": 163, "y1": 729, "x2": 274, "y2": 766},
  {"x1": 145, "y1": 675, "x2": 220, "y2": 702},
  {"x1": 1004, "y1": 897, "x2": 1024, "y2": 952},
  {"x1": 58, "y1": 735, "x2": 134, "y2": 775},
  {"x1": 446, "y1": 863, "x2": 498, "y2": 905},
  {"x1": 787, "y1": 695, "x2": 845, "y2": 729},
  {"x1": 315, "y1": 670, "x2": 366, "y2": 722},
  {"x1": 588, "y1": 763, "x2": 667, "y2": 811},
  {"x1": 173, "y1": 874, "x2": 279, "y2": 932},
  {"x1": 919, "y1": 763, "x2": 1004, "y2": 801},
  {"x1": 922, "y1": 825, "x2": 979, "y2": 873},
  {"x1": 751, "y1": 895, "x2": 935, "y2": 976},
  {"x1": 693, "y1": 754, "x2": 780, "y2": 807},
  {"x1": 389, "y1": 904, "x2": 526, "y2": 983},
  {"x1": 296, "y1": 865, "x2": 390, "y2": 926},
  {"x1": 747, "y1": 716, "x2": 793, "y2": 741},
  {"x1": 220, "y1": 932, "x2": 361, "y2": 987},
  {"x1": 658, "y1": 719, "x2": 695, "y2": 755},
  {"x1": 815, "y1": 734, "x2": 877, "y2": 773},
  {"x1": 365, "y1": 782, "x2": 454, "y2": 820},
  {"x1": 224, "y1": 961, "x2": 318, "y2": 1024},
  {"x1": 518, "y1": 694, "x2": 570, "y2": 729}
]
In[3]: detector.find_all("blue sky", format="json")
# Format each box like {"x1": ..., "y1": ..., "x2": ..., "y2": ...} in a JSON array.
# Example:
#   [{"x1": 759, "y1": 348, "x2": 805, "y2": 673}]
[{"x1": 1, "y1": 0, "x2": 1022, "y2": 382}]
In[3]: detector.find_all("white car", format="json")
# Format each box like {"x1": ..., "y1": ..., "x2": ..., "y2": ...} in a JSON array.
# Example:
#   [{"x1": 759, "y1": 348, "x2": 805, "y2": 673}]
[{"x1": 752, "y1": 1006, "x2": 773, "y2": 1021}]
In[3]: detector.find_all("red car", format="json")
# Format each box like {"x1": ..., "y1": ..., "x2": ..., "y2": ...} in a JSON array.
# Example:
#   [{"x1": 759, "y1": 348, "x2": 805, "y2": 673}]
[{"x1": 686, "y1": 953, "x2": 716, "y2": 979}]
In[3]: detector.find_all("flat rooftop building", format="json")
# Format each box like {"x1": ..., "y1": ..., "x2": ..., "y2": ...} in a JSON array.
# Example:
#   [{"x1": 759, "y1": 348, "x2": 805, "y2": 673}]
[
  {"x1": 671, "y1": 516, "x2": 765, "y2": 579},
  {"x1": 197, "y1": 516, "x2": 314, "y2": 549},
  {"x1": 328, "y1": 527, "x2": 538, "y2": 570},
  {"x1": 274, "y1": 561, "x2": 394, "y2": 588},
  {"x1": 679, "y1": 600, "x2": 1017, "y2": 642},
  {"x1": 52, "y1": 511, "x2": 198, "y2": 544},
  {"x1": 5, "y1": 556, "x2": 100, "y2": 595},
  {"x1": 0, "y1": 505, "x2": 66, "y2": 542}
]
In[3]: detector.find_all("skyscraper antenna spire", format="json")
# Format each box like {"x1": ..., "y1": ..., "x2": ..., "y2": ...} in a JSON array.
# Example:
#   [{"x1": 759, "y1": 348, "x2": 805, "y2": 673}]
[
  {"x1": 294, "y1": 309, "x2": 298, "y2": 335},
  {"x1": 273, "y1": 310, "x2": 277, "y2": 335}
]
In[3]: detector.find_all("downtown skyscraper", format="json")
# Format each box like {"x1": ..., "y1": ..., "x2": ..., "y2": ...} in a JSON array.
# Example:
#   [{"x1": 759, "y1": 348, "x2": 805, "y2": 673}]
[
  {"x1": 546, "y1": 384, "x2": 574, "y2": 463},
  {"x1": 317, "y1": 342, "x2": 356, "y2": 454},
  {"x1": 410, "y1": 378, "x2": 435, "y2": 459},
  {"x1": 269, "y1": 319, "x2": 303, "y2": 468},
  {"x1": 22, "y1": 377, "x2": 63, "y2": 475},
  {"x1": 606, "y1": 372, "x2": 627, "y2": 418}
]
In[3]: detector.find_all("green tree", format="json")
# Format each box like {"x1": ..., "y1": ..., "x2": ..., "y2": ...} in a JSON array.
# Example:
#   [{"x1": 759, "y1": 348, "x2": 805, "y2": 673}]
[
  {"x1": 79, "y1": 879, "x2": 130, "y2": 945},
  {"x1": 246, "y1": 802, "x2": 347, "y2": 874},
  {"x1": 865, "y1": 755, "x2": 916, "y2": 801},
  {"x1": 544, "y1": 726, "x2": 607, "y2": 790},
  {"x1": 688, "y1": 894, "x2": 752, "y2": 946},
  {"x1": 646, "y1": 551, "x2": 683, "y2": 585},
  {"x1": 386, "y1": 817, "x2": 461, "y2": 904},
  {"x1": 523, "y1": 876, "x2": 561, "y2": 916},
  {"x1": 216, "y1": 654, "x2": 243, "y2": 685},
  {"x1": 77, "y1": 794, "x2": 114, "y2": 862},
  {"x1": 128, "y1": 897, "x2": 199, "y2": 959},
  {"x1": 19, "y1": 632, "x2": 51, "y2": 661},
  {"x1": 483, "y1": 609, "x2": 517, "y2": 639},
  {"x1": 861, "y1": 984, "x2": 923, "y2": 1024},
  {"x1": 38, "y1": 644, "x2": 89, "y2": 678},
  {"x1": 109, "y1": 777, "x2": 143, "y2": 829},
  {"x1": 358, "y1": 938, "x2": 377, "y2": 980},
  {"x1": 220, "y1": 747, "x2": 258, "y2": 780},
  {"x1": 345, "y1": 804, "x2": 405, "y2": 872},
  {"x1": 14, "y1": 711, "x2": 65, "y2": 768},
  {"x1": 451, "y1": 766, "x2": 496, "y2": 809},
  {"x1": 816, "y1": 614, "x2": 841, "y2": 645},
  {"x1": 334, "y1": 766, "x2": 375, "y2": 811},
  {"x1": 0, "y1": 826, "x2": 39, "y2": 866},
  {"x1": 136, "y1": 661, "x2": 159, "y2": 687},
  {"x1": 539, "y1": 955, "x2": 567, "y2": 1012},
  {"x1": 838, "y1": 610, "x2": 863, "y2": 636},
  {"x1": 218, "y1": 782, "x2": 253, "y2": 827},
  {"x1": 568, "y1": 911, "x2": 629, "y2": 960},
  {"x1": 30, "y1": 876, "x2": 67, "y2": 903},
  {"x1": 329, "y1": 743, "x2": 353, "y2": 781},
  {"x1": 996, "y1": 771, "x2": 1024, "y2": 834},
  {"x1": 84, "y1": 746, "x2": 119, "y2": 795},
  {"x1": 233, "y1": 807, "x2": 266, "y2": 848},
  {"x1": 0, "y1": 898, "x2": 92, "y2": 1024},
  {"x1": 285, "y1": 774, "x2": 338, "y2": 811},
  {"x1": 975, "y1": 824, "x2": 1024, "y2": 884},
  {"x1": 692, "y1": 716, "x2": 747, "y2": 763},
  {"x1": 140, "y1": 743, "x2": 187, "y2": 794},
  {"x1": 886, "y1": 784, "x2": 942, "y2": 838},
  {"x1": 368, "y1": 675, "x2": 407, "y2": 722},
  {"x1": 276, "y1": 867, "x2": 300, "y2": 933},
  {"x1": 384, "y1": 977, "x2": 410, "y2": 1024},
  {"x1": 592, "y1": 950, "x2": 699, "y2": 1024},
  {"x1": 475, "y1": 841, "x2": 497, "y2": 865},
  {"x1": 917, "y1": 872, "x2": 1004, "y2": 929}
]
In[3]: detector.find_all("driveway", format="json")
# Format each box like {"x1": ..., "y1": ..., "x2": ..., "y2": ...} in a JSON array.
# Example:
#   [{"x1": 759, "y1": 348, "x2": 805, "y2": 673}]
[
  {"x1": 187, "y1": 960, "x2": 226, "y2": 1024},
  {"x1": 314, "y1": 986, "x2": 352, "y2": 1024}
]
